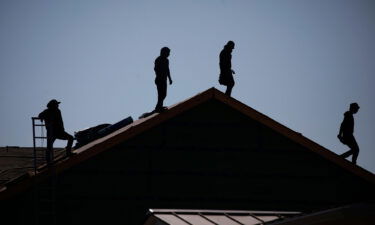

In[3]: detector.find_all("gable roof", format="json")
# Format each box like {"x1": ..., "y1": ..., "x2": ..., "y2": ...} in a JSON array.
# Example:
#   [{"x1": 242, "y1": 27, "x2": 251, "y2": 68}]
[{"x1": 1, "y1": 87, "x2": 374, "y2": 200}]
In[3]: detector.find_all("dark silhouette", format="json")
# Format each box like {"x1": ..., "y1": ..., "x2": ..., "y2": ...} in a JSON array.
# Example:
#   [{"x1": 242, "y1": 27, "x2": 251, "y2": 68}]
[
  {"x1": 154, "y1": 47, "x2": 173, "y2": 112},
  {"x1": 338, "y1": 103, "x2": 360, "y2": 164},
  {"x1": 39, "y1": 99, "x2": 74, "y2": 165},
  {"x1": 219, "y1": 41, "x2": 236, "y2": 96}
]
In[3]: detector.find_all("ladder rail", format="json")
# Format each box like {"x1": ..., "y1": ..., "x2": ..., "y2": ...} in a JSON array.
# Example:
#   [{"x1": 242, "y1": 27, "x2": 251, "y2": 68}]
[
  {"x1": 32, "y1": 117, "x2": 46, "y2": 173},
  {"x1": 32, "y1": 117, "x2": 37, "y2": 174}
]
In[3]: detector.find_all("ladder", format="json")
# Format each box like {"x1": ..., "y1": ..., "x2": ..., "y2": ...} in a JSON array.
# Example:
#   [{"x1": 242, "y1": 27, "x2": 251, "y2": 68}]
[
  {"x1": 32, "y1": 117, "x2": 47, "y2": 173},
  {"x1": 32, "y1": 117, "x2": 58, "y2": 225}
]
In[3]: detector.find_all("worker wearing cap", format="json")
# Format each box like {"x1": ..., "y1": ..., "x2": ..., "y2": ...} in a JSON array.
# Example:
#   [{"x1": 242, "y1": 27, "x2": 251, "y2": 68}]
[
  {"x1": 337, "y1": 103, "x2": 360, "y2": 164},
  {"x1": 39, "y1": 99, "x2": 74, "y2": 165}
]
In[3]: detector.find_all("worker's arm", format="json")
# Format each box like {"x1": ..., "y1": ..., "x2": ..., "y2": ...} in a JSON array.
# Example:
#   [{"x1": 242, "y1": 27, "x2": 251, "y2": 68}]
[
  {"x1": 337, "y1": 122, "x2": 345, "y2": 144},
  {"x1": 337, "y1": 115, "x2": 348, "y2": 141},
  {"x1": 167, "y1": 61, "x2": 172, "y2": 85},
  {"x1": 38, "y1": 109, "x2": 47, "y2": 121},
  {"x1": 338, "y1": 122, "x2": 344, "y2": 138}
]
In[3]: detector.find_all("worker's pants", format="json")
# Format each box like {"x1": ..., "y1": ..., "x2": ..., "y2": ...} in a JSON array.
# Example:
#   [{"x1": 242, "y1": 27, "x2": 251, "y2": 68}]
[
  {"x1": 155, "y1": 79, "x2": 167, "y2": 110},
  {"x1": 46, "y1": 129, "x2": 74, "y2": 164},
  {"x1": 341, "y1": 135, "x2": 360, "y2": 164},
  {"x1": 219, "y1": 72, "x2": 235, "y2": 96}
]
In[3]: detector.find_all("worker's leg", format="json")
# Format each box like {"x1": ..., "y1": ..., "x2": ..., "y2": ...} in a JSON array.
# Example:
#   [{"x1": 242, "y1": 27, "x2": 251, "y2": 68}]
[
  {"x1": 225, "y1": 77, "x2": 235, "y2": 96},
  {"x1": 341, "y1": 136, "x2": 359, "y2": 164},
  {"x1": 56, "y1": 131, "x2": 74, "y2": 156},
  {"x1": 225, "y1": 85, "x2": 233, "y2": 96},
  {"x1": 155, "y1": 80, "x2": 167, "y2": 111},
  {"x1": 46, "y1": 131, "x2": 56, "y2": 165},
  {"x1": 349, "y1": 138, "x2": 360, "y2": 164},
  {"x1": 341, "y1": 149, "x2": 353, "y2": 158}
]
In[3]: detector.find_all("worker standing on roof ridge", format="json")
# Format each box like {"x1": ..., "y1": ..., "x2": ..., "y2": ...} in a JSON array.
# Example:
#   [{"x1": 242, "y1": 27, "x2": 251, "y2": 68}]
[
  {"x1": 337, "y1": 102, "x2": 360, "y2": 164},
  {"x1": 219, "y1": 40, "x2": 236, "y2": 96},
  {"x1": 39, "y1": 99, "x2": 74, "y2": 165},
  {"x1": 154, "y1": 47, "x2": 173, "y2": 112}
]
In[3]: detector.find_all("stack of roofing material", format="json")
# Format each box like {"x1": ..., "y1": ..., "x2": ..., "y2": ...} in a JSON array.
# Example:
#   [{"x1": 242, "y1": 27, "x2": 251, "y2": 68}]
[
  {"x1": 74, "y1": 116, "x2": 133, "y2": 148},
  {"x1": 74, "y1": 124, "x2": 110, "y2": 148},
  {"x1": 97, "y1": 116, "x2": 133, "y2": 137}
]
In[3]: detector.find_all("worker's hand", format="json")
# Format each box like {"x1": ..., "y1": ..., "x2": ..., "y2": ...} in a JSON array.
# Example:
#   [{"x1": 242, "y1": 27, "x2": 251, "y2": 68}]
[
  {"x1": 169, "y1": 79, "x2": 173, "y2": 85},
  {"x1": 337, "y1": 134, "x2": 344, "y2": 143},
  {"x1": 232, "y1": 70, "x2": 236, "y2": 75}
]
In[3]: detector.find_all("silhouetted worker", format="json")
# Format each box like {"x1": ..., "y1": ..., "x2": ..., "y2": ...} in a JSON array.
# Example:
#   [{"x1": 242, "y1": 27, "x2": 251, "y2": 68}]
[
  {"x1": 39, "y1": 99, "x2": 74, "y2": 165},
  {"x1": 337, "y1": 103, "x2": 360, "y2": 164},
  {"x1": 219, "y1": 41, "x2": 236, "y2": 96},
  {"x1": 154, "y1": 47, "x2": 173, "y2": 112}
]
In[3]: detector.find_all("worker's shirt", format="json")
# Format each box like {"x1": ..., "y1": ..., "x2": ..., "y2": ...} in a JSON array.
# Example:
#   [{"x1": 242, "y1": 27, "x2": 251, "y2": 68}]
[
  {"x1": 341, "y1": 111, "x2": 354, "y2": 137},
  {"x1": 39, "y1": 108, "x2": 65, "y2": 133},
  {"x1": 154, "y1": 56, "x2": 170, "y2": 82},
  {"x1": 219, "y1": 48, "x2": 232, "y2": 73}
]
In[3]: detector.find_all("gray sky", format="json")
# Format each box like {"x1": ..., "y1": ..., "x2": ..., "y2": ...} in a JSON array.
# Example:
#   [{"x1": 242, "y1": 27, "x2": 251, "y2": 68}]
[{"x1": 1, "y1": 0, "x2": 374, "y2": 172}]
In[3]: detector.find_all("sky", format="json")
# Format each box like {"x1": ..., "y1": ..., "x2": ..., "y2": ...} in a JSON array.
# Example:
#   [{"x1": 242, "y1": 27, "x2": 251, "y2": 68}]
[{"x1": 0, "y1": 0, "x2": 374, "y2": 173}]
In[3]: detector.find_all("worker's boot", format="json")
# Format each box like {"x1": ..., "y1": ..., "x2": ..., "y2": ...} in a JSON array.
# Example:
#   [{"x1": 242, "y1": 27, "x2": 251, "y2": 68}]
[{"x1": 66, "y1": 147, "x2": 76, "y2": 157}]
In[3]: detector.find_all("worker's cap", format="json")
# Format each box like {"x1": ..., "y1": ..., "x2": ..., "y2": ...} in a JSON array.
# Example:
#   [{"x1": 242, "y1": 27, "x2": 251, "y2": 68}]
[
  {"x1": 160, "y1": 47, "x2": 170, "y2": 54},
  {"x1": 47, "y1": 99, "x2": 61, "y2": 108},
  {"x1": 350, "y1": 102, "x2": 360, "y2": 110},
  {"x1": 226, "y1": 40, "x2": 235, "y2": 48}
]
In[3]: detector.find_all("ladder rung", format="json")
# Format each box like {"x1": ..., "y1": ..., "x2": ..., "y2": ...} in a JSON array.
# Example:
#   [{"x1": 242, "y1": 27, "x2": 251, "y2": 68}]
[
  {"x1": 34, "y1": 137, "x2": 47, "y2": 139},
  {"x1": 34, "y1": 124, "x2": 45, "y2": 126}
]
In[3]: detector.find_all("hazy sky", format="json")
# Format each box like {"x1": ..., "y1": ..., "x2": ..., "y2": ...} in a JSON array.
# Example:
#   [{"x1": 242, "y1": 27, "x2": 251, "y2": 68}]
[{"x1": 1, "y1": 0, "x2": 374, "y2": 172}]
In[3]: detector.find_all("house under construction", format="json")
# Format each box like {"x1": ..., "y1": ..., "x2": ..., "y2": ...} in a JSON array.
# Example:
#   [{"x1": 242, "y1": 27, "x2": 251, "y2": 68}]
[{"x1": 0, "y1": 88, "x2": 374, "y2": 225}]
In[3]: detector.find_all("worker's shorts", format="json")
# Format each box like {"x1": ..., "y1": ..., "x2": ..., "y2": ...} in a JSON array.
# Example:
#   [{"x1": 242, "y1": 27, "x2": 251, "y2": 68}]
[
  {"x1": 155, "y1": 79, "x2": 167, "y2": 98},
  {"x1": 219, "y1": 72, "x2": 234, "y2": 87}
]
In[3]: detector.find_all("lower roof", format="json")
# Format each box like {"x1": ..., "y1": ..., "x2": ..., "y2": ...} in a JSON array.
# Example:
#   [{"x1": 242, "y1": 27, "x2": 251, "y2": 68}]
[
  {"x1": 145, "y1": 204, "x2": 375, "y2": 225},
  {"x1": 268, "y1": 203, "x2": 375, "y2": 225},
  {"x1": 145, "y1": 209, "x2": 301, "y2": 225}
]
